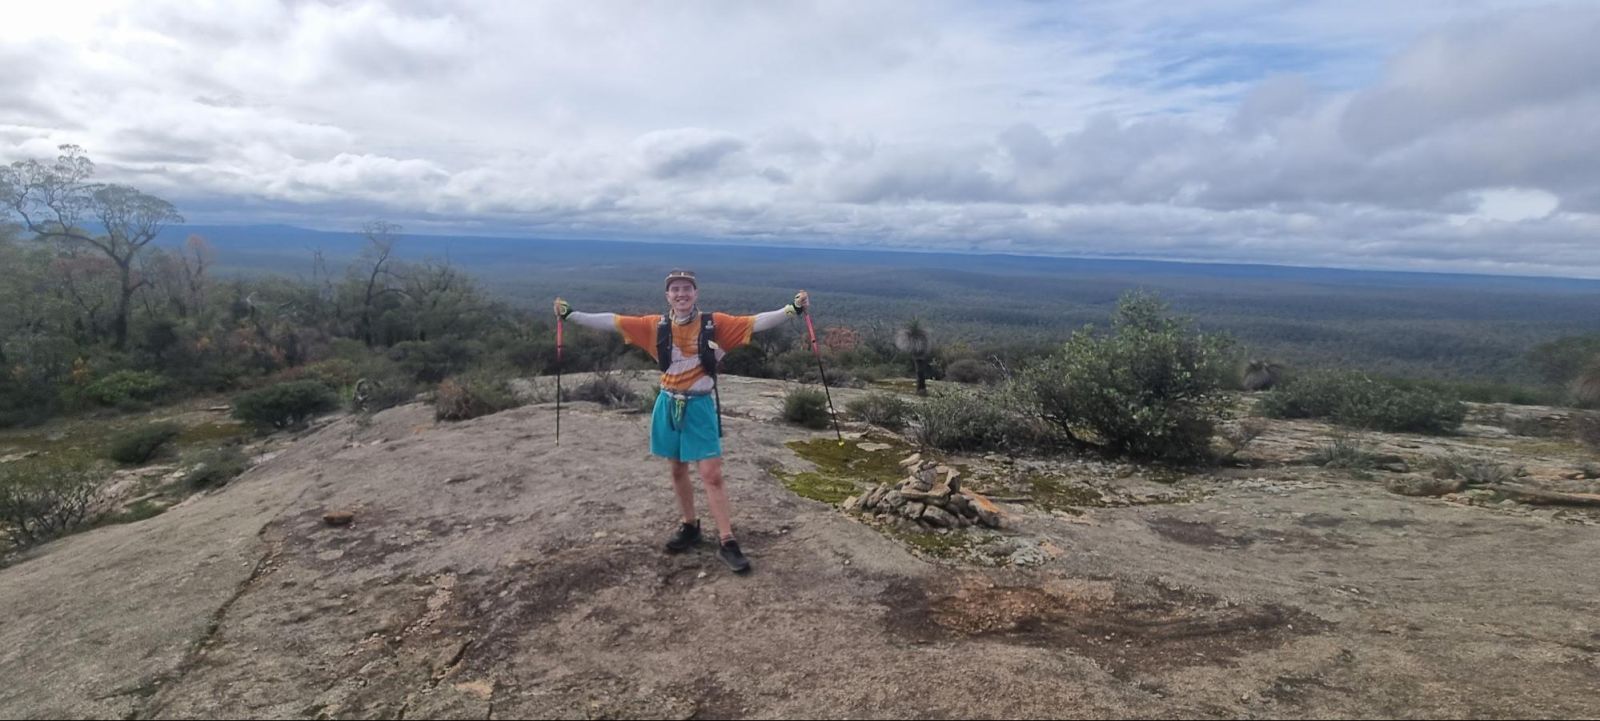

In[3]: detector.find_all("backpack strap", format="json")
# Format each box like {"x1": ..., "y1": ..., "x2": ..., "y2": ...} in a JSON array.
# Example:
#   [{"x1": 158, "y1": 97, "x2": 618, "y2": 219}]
[
  {"x1": 656, "y1": 311, "x2": 722, "y2": 383},
  {"x1": 699, "y1": 312, "x2": 718, "y2": 380},
  {"x1": 656, "y1": 315, "x2": 673, "y2": 373}
]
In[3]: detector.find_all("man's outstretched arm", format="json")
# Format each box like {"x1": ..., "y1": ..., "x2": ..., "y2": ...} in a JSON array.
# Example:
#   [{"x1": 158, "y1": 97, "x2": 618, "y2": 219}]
[
  {"x1": 751, "y1": 290, "x2": 809, "y2": 332},
  {"x1": 554, "y1": 298, "x2": 621, "y2": 332}
]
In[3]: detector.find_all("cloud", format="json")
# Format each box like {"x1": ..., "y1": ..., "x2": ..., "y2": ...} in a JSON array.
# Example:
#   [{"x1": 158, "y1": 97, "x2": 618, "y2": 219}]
[
  {"x1": 634, "y1": 129, "x2": 747, "y2": 179},
  {"x1": 3, "y1": 0, "x2": 1599, "y2": 277}
]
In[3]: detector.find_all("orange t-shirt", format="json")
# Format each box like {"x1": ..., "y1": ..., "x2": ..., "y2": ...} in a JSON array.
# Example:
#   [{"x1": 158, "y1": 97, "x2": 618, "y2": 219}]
[{"x1": 614, "y1": 312, "x2": 756, "y2": 393}]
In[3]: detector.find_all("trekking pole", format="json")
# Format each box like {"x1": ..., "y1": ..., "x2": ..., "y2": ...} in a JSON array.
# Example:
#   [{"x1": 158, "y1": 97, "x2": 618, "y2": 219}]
[
  {"x1": 803, "y1": 310, "x2": 844, "y2": 444},
  {"x1": 556, "y1": 316, "x2": 564, "y2": 445}
]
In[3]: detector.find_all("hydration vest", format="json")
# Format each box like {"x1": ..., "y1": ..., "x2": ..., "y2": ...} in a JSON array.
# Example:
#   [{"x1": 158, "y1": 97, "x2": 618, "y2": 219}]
[
  {"x1": 655, "y1": 311, "x2": 720, "y2": 378},
  {"x1": 656, "y1": 311, "x2": 724, "y2": 437}
]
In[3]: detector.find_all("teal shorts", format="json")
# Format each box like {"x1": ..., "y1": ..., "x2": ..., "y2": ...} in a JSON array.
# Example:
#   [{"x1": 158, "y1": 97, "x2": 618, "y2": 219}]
[{"x1": 650, "y1": 391, "x2": 722, "y2": 462}]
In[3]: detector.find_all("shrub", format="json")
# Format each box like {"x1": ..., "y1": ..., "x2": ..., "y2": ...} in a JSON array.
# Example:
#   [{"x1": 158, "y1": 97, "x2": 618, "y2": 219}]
[
  {"x1": 1258, "y1": 370, "x2": 1466, "y2": 434},
  {"x1": 1307, "y1": 433, "x2": 1377, "y2": 470},
  {"x1": 845, "y1": 392, "x2": 914, "y2": 431},
  {"x1": 1432, "y1": 454, "x2": 1520, "y2": 486},
  {"x1": 783, "y1": 387, "x2": 832, "y2": 430},
  {"x1": 720, "y1": 344, "x2": 775, "y2": 378},
  {"x1": 435, "y1": 372, "x2": 521, "y2": 421},
  {"x1": 945, "y1": 358, "x2": 1001, "y2": 385},
  {"x1": 1255, "y1": 370, "x2": 1350, "y2": 419},
  {"x1": 107, "y1": 422, "x2": 182, "y2": 465},
  {"x1": 1019, "y1": 292, "x2": 1234, "y2": 463},
  {"x1": 914, "y1": 387, "x2": 1044, "y2": 452},
  {"x1": 389, "y1": 337, "x2": 481, "y2": 383},
  {"x1": 0, "y1": 460, "x2": 106, "y2": 551},
  {"x1": 183, "y1": 447, "x2": 251, "y2": 491},
  {"x1": 232, "y1": 381, "x2": 340, "y2": 430},
  {"x1": 565, "y1": 371, "x2": 642, "y2": 409},
  {"x1": 1355, "y1": 385, "x2": 1467, "y2": 434},
  {"x1": 83, "y1": 370, "x2": 169, "y2": 407}
]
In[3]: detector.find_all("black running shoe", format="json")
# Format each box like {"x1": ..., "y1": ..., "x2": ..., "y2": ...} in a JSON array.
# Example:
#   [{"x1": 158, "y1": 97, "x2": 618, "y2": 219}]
[
  {"x1": 665, "y1": 520, "x2": 702, "y2": 553},
  {"x1": 718, "y1": 538, "x2": 751, "y2": 574}
]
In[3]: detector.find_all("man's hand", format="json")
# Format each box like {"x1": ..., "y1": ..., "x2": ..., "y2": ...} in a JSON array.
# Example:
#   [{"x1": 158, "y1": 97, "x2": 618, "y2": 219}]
[
  {"x1": 786, "y1": 290, "x2": 809, "y2": 316},
  {"x1": 554, "y1": 298, "x2": 573, "y2": 319}
]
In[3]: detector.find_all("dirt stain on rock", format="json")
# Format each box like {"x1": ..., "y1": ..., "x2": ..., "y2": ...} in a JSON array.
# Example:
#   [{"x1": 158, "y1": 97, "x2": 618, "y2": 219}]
[{"x1": 882, "y1": 574, "x2": 1327, "y2": 679}]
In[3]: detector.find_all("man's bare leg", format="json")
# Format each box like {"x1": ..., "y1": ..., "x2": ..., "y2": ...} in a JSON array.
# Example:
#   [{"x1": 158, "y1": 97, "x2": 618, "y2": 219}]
[
  {"x1": 669, "y1": 459, "x2": 696, "y2": 523},
  {"x1": 698, "y1": 458, "x2": 734, "y2": 541}
]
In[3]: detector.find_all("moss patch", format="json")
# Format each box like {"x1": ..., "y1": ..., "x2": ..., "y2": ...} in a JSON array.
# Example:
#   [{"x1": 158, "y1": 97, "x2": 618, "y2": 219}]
[
  {"x1": 774, "y1": 436, "x2": 915, "y2": 506},
  {"x1": 1479, "y1": 437, "x2": 1587, "y2": 458},
  {"x1": 779, "y1": 472, "x2": 861, "y2": 504},
  {"x1": 879, "y1": 523, "x2": 998, "y2": 560},
  {"x1": 784, "y1": 436, "x2": 912, "y2": 487},
  {"x1": 1023, "y1": 472, "x2": 1106, "y2": 513}
]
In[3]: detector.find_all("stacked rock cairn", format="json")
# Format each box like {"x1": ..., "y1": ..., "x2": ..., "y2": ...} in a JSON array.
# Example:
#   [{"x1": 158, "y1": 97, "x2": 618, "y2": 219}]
[{"x1": 843, "y1": 453, "x2": 1002, "y2": 530}]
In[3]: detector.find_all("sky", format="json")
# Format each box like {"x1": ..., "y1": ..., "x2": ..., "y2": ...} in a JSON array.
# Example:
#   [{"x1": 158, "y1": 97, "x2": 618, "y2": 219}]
[{"x1": 3, "y1": 0, "x2": 1600, "y2": 277}]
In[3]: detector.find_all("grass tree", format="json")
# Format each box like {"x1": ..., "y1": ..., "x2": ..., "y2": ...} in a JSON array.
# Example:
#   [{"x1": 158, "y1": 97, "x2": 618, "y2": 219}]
[{"x1": 895, "y1": 317, "x2": 934, "y2": 396}]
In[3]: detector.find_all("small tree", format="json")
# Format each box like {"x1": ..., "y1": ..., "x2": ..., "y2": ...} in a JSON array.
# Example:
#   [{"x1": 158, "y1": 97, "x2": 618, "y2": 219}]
[
  {"x1": 1, "y1": 145, "x2": 183, "y2": 349},
  {"x1": 1021, "y1": 292, "x2": 1234, "y2": 463},
  {"x1": 0, "y1": 461, "x2": 106, "y2": 550}
]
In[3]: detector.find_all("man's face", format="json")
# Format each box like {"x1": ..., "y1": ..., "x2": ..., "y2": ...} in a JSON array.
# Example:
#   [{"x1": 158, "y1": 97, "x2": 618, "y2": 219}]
[{"x1": 666, "y1": 279, "x2": 698, "y2": 314}]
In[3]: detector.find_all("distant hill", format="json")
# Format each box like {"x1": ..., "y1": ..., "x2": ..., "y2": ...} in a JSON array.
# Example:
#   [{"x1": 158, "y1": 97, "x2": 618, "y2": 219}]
[{"x1": 154, "y1": 224, "x2": 1600, "y2": 384}]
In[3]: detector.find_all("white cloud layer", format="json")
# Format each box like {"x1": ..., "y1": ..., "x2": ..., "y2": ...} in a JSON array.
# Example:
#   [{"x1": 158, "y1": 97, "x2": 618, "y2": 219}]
[{"x1": 4, "y1": 0, "x2": 1599, "y2": 276}]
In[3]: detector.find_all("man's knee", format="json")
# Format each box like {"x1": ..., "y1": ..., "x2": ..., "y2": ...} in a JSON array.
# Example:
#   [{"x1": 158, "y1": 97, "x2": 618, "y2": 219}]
[{"x1": 698, "y1": 462, "x2": 725, "y2": 489}]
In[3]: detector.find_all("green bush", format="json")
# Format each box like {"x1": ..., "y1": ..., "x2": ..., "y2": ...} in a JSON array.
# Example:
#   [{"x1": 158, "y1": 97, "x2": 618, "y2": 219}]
[
  {"x1": 183, "y1": 447, "x2": 251, "y2": 491},
  {"x1": 435, "y1": 372, "x2": 522, "y2": 421},
  {"x1": 232, "y1": 381, "x2": 340, "y2": 430},
  {"x1": 1254, "y1": 370, "x2": 1348, "y2": 419},
  {"x1": 783, "y1": 387, "x2": 832, "y2": 429},
  {"x1": 1019, "y1": 292, "x2": 1234, "y2": 463},
  {"x1": 913, "y1": 387, "x2": 1044, "y2": 452},
  {"x1": 83, "y1": 370, "x2": 169, "y2": 407},
  {"x1": 0, "y1": 460, "x2": 106, "y2": 551},
  {"x1": 845, "y1": 392, "x2": 914, "y2": 431},
  {"x1": 390, "y1": 337, "x2": 482, "y2": 383},
  {"x1": 721, "y1": 344, "x2": 775, "y2": 378},
  {"x1": 107, "y1": 422, "x2": 182, "y2": 465},
  {"x1": 1259, "y1": 371, "x2": 1466, "y2": 434},
  {"x1": 944, "y1": 358, "x2": 1001, "y2": 385}
]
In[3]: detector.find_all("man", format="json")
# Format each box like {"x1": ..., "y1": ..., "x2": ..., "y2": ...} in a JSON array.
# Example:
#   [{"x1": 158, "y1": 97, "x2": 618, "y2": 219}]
[{"x1": 555, "y1": 270, "x2": 808, "y2": 574}]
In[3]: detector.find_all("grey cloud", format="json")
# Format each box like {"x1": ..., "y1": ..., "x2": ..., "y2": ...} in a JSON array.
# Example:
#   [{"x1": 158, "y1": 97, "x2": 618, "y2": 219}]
[
  {"x1": 1339, "y1": 7, "x2": 1600, "y2": 153},
  {"x1": 635, "y1": 129, "x2": 748, "y2": 179}
]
